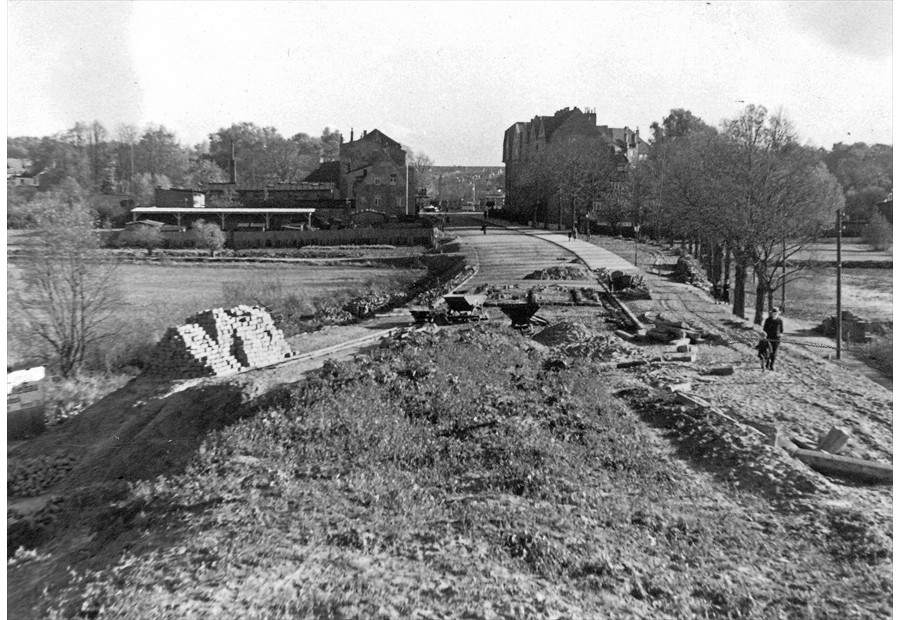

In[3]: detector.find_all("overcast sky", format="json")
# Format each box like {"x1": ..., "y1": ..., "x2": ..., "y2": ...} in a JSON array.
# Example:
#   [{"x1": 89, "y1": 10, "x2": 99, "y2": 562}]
[{"x1": 7, "y1": 1, "x2": 893, "y2": 165}]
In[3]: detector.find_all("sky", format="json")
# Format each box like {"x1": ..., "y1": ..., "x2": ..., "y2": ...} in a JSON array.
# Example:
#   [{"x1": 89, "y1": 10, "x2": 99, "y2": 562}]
[{"x1": 6, "y1": 1, "x2": 893, "y2": 165}]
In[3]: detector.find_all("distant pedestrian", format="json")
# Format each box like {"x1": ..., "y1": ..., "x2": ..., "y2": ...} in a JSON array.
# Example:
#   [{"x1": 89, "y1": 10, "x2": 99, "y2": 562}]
[
  {"x1": 567, "y1": 229, "x2": 573, "y2": 241},
  {"x1": 762, "y1": 307, "x2": 784, "y2": 370},
  {"x1": 572, "y1": 228, "x2": 578, "y2": 240},
  {"x1": 721, "y1": 281, "x2": 730, "y2": 304},
  {"x1": 481, "y1": 222, "x2": 487, "y2": 235},
  {"x1": 712, "y1": 283, "x2": 722, "y2": 304}
]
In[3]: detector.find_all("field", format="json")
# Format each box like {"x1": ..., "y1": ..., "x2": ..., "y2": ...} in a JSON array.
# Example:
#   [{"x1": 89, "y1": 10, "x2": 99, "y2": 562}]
[
  {"x1": 7, "y1": 260, "x2": 425, "y2": 369},
  {"x1": 743, "y1": 267, "x2": 893, "y2": 324}
]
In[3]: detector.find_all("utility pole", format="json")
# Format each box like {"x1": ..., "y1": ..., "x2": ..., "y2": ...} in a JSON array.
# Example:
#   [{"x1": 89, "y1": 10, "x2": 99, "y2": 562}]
[
  {"x1": 405, "y1": 162, "x2": 410, "y2": 216},
  {"x1": 781, "y1": 238, "x2": 786, "y2": 311},
  {"x1": 835, "y1": 208, "x2": 842, "y2": 360}
]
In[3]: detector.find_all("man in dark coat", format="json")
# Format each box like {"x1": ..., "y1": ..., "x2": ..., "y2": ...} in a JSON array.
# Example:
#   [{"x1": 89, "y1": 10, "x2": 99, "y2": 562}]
[{"x1": 762, "y1": 307, "x2": 784, "y2": 370}]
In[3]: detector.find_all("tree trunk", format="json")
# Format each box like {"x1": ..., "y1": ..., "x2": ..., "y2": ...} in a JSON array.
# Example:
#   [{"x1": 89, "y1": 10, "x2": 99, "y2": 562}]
[
  {"x1": 723, "y1": 243, "x2": 731, "y2": 287},
  {"x1": 732, "y1": 255, "x2": 748, "y2": 319},
  {"x1": 753, "y1": 261, "x2": 768, "y2": 325}
]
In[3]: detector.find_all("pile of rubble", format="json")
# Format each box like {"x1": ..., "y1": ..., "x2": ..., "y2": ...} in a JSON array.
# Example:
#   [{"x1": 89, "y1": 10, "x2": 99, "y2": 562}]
[
  {"x1": 533, "y1": 321, "x2": 639, "y2": 361},
  {"x1": 524, "y1": 265, "x2": 595, "y2": 281},
  {"x1": 8, "y1": 452, "x2": 77, "y2": 498},
  {"x1": 532, "y1": 321, "x2": 596, "y2": 346},
  {"x1": 145, "y1": 305, "x2": 294, "y2": 379},
  {"x1": 812, "y1": 311, "x2": 878, "y2": 343},
  {"x1": 642, "y1": 311, "x2": 703, "y2": 346},
  {"x1": 673, "y1": 255, "x2": 711, "y2": 289}
]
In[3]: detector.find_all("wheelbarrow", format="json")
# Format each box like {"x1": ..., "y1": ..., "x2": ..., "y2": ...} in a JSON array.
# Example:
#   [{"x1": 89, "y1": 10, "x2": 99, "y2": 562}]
[
  {"x1": 498, "y1": 302, "x2": 541, "y2": 332},
  {"x1": 409, "y1": 308, "x2": 436, "y2": 324},
  {"x1": 442, "y1": 294, "x2": 488, "y2": 323}
]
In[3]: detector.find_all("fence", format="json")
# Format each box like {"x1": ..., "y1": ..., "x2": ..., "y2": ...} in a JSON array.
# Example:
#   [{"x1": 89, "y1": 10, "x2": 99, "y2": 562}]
[{"x1": 232, "y1": 227, "x2": 434, "y2": 249}]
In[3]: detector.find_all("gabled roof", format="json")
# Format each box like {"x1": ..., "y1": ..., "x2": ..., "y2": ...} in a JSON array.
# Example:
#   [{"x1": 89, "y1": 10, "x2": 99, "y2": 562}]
[
  {"x1": 359, "y1": 129, "x2": 402, "y2": 150},
  {"x1": 304, "y1": 160, "x2": 342, "y2": 183}
]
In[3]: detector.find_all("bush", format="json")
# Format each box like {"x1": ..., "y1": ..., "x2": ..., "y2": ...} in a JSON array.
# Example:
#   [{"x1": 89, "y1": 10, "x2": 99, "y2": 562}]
[{"x1": 862, "y1": 212, "x2": 892, "y2": 251}]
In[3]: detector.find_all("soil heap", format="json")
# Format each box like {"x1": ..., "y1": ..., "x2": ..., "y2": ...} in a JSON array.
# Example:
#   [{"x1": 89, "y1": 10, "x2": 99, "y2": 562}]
[{"x1": 523, "y1": 265, "x2": 595, "y2": 281}]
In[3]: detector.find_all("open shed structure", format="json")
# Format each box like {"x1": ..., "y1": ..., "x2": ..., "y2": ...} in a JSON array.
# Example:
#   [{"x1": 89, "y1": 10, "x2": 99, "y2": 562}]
[{"x1": 129, "y1": 207, "x2": 315, "y2": 231}]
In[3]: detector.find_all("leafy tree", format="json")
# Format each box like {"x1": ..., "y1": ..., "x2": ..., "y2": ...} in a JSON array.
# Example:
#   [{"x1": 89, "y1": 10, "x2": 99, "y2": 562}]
[
  {"x1": 210, "y1": 122, "x2": 319, "y2": 186},
  {"x1": 132, "y1": 173, "x2": 172, "y2": 207},
  {"x1": 863, "y1": 212, "x2": 892, "y2": 251},
  {"x1": 122, "y1": 226, "x2": 164, "y2": 256},
  {"x1": 320, "y1": 127, "x2": 342, "y2": 161},
  {"x1": 12, "y1": 182, "x2": 122, "y2": 377},
  {"x1": 191, "y1": 220, "x2": 226, "y2": 257},
  {"x1": 135, "y1": 125, "x2": 190, "y2": 185}
]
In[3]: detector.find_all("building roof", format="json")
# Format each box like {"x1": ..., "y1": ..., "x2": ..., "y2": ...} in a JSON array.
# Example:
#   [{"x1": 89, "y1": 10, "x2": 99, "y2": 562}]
[
  {"x1": 205, "y1": 182, "x2": 336, "y2": 192},
  {"x1": 303, "y1": 161, "x2": 342, "y2": 183},
  {"x1": 126, "y1": 219, "x2": 165, "y2": 227},
  {"x1": 133, "y1": 207, "x2": 316, "y2": 215}
]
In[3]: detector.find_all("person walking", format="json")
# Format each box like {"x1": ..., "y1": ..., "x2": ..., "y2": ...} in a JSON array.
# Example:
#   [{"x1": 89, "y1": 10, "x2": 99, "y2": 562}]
[
  {"x1": 567, "y1": 229, "x2": 573, "y2": 241},
  {"x1": 481, "y1": 221, "x2": 487, "y2": 235},
  {"x1": 762, "y1": 307, "x2": 784, "y2": 370}
]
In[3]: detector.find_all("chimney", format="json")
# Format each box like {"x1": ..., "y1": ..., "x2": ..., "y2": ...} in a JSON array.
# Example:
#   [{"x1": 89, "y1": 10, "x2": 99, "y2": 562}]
[
  {"x1": 350, "y1": 128, "x2": 354, "y2": 142},
  {"x1": 229, "y1": 139, "x2": 237, "y2": 185},
  {"x1": 363, "y1": 129, "x2": 367, "y2": 138}
]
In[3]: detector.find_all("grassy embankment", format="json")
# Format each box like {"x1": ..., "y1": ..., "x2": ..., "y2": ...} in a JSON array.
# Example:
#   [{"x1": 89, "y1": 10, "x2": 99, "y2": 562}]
[
  {"x1": 16, "y1": 326, "x2": 890, "y2": 619},
  {"x1": 7, "y1": 248, "x2": 431, "y2": 421}
]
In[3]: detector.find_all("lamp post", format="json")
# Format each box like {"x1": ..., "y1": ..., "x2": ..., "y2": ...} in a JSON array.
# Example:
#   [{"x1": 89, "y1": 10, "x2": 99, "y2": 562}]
[{"x1": 405, "y1": 162, "x2": 409, "y2": 216}]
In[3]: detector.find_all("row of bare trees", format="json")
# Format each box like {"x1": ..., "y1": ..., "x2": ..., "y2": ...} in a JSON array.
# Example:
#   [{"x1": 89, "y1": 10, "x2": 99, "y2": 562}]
[
  {"x1": 505, "y1": 105, "x2": 846, "y2": 324},
  {"x1": 647, "y1": 105, "x2": 844, "y2": 323}
]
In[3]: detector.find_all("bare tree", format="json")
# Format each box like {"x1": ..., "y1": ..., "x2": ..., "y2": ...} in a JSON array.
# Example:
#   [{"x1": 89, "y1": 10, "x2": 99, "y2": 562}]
[{"x1": 13, "y1": 182, "x2": 122, "y2": 377}]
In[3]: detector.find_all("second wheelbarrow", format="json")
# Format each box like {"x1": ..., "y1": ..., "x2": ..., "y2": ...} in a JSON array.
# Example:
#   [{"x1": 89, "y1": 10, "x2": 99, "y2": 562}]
[
  {"x1": 442, "y1": 294, "x2": 489, "y2": 323},
  {"x1": 498, "y1": 302, "x2": 541, "y2": 331}
]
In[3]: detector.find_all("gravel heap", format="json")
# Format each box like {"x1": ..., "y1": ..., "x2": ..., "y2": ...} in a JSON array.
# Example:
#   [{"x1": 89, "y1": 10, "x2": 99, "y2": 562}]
[
  {"x1": 524, "y1": 265, "x2": 595, "y2": 281},
  {"x1": 532, "y1": 321, "x2": 596, "y2": 346}
]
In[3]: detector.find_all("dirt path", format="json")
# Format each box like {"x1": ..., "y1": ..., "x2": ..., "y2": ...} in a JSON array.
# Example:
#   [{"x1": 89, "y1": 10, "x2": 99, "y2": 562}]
[{"x1": 590, "y1": 235, "x2": 892, "y2": 461}]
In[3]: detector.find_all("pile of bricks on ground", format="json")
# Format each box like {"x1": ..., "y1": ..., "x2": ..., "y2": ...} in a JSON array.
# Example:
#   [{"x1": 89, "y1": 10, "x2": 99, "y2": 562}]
[{"x1": 146, "y1": 305, "x2": 294, "y2": 379}]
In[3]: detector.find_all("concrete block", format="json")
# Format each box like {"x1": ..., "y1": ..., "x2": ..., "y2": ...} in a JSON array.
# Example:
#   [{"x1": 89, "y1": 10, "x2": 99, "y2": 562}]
[
  {"x1": 817, "y1": 427, "x2": 850, "y2": 455},
  {"x1": 705, "y1": 366, "x2": 735, "y2": 376}
]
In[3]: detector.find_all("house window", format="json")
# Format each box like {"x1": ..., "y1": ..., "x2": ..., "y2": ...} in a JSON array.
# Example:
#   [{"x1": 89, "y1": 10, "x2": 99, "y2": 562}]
[
  {"x1": 375, "y1": 178, "x2": 382, "y2": 185},
  {"x1": 374, "y1": 197, "x2": 382, "y2": 208},
  {"x1": 390, "y1": 174, "x2": 397, "y2": 185}
]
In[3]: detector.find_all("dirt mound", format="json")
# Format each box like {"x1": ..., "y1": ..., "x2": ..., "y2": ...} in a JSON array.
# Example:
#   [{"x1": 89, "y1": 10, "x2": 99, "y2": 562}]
[
  {"x1": 523, "y1": 265, "x2": 594, "y2": 281},
  {"x1": 559, "y1": 335, "x2": 640, "y2": 360},
  {"x1": 532, "y1": 321, "x2": 596, "y2": 346}
]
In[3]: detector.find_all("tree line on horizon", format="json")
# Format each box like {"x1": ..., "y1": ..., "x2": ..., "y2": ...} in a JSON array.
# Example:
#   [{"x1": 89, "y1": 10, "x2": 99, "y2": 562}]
[
  {"x1": 7, "y1": 122, "x2": 345, "y2": 227},
  {"x1": 504, "y1": 105, "x2": 892, "y2": 324}
]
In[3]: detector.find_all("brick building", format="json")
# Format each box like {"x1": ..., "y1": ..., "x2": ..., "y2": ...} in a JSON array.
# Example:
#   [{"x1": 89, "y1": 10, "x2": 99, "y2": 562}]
[
  {"x1": 502, "y1": 107, "x2": 650, "y2": 223},
  {"x1": 332, "y1": 129, "x2": 410, "y2": 216}
]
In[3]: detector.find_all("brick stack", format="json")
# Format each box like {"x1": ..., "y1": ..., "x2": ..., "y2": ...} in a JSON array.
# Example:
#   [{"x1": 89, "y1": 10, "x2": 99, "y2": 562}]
[{"x1": 146, "y1": 305, "x2": 294, "y2": 378}]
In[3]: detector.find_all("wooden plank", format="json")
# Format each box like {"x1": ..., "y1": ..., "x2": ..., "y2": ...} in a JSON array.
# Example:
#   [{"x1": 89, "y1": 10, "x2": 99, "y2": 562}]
[{"x1": 794, "y1": 449, "x2": 892, "y2": 483}]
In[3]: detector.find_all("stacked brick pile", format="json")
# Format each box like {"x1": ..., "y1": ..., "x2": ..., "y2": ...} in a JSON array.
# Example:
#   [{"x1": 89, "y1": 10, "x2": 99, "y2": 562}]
[{"x1": 146, "y1": 305, "x2": 294, "y2": 378}]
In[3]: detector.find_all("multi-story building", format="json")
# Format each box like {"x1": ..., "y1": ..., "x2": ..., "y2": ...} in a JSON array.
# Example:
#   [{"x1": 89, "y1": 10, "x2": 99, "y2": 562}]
[
  {"x1": 7, "y1": 158, "x2": 41, "y2": 187},
  {"x1": 502, "y1": 107, "x2": 650, "y2": 224}
]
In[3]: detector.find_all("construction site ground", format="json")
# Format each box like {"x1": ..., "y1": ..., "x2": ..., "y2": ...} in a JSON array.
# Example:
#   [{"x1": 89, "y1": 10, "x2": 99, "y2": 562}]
[{"x1": 7, "y1": 219, "x2": 892, "y2": 618}]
